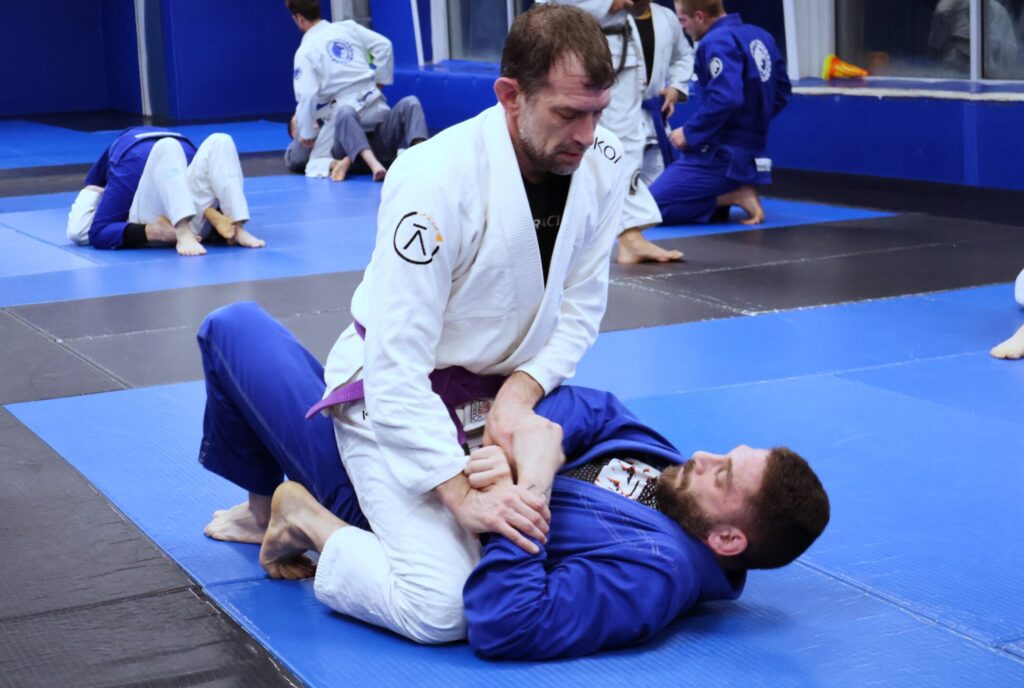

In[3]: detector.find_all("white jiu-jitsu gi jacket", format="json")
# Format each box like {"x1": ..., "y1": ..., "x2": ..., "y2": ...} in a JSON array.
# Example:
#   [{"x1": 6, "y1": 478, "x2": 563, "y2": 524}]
[
  {"x1": 292, "y1": 20, "x2": 394, "y2": 141},
  {"x1": 323, "y1": 104, "x2": 628, "y2": 495},
  {"x1": 641, "y1": 4, "x2": 694, "y2": 140}
]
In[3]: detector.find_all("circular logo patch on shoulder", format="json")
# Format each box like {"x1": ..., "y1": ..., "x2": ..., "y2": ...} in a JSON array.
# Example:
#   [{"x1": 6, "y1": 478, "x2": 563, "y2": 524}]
[
  {"x1": 709, "y1": 57, "x2": 724, "y2": 79},
  {"x1": 327, "y1": 40, "x2": 354, "y2": 64},
  {"x1": 750, "y1": 40, "x2": 772, "y2": 82},
  {"x1": 393, "y1": 211, "x2": 442, "y2": 265}
]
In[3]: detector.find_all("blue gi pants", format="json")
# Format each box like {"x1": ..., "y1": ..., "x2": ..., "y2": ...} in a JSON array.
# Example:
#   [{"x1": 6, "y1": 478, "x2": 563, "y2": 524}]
[
  {"x1": 649, "y1": 150, "x2": 741, "y2": 225},
  {"x1": 196, "y1": 301, "x2": 368, "y2": 529}
]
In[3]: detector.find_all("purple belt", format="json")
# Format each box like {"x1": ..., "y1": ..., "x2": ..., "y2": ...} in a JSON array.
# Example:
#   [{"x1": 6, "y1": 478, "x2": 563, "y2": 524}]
[{"x1": 306, "y1": 322, "x2": 506, "y2": 446}]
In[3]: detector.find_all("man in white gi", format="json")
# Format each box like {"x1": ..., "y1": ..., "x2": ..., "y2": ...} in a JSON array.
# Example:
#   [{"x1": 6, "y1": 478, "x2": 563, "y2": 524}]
[
  {"x1": 67, "y1": 128, "x2": 263, "y2": 256},
  {"x1": 542, "y1": 0, "x2": 693, "y2": 264},
  {"x1": 205, "y1": 4, "x2": 626, "y2": 643},
  {"x1": 285, "y1": 0, "x2": 398, "y2": 180}
]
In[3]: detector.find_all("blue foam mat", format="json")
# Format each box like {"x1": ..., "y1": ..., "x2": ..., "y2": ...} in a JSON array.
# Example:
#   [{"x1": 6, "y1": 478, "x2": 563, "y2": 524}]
[
  {"x1": 0, "y1": 120, "x2": 289, "y2": 170},
  {"x1": 8, "y1": 286, "x2": 1024, "y2": 685},
  {"x1": 0, "y1": 185, "x2": 893, "y2": 307}
]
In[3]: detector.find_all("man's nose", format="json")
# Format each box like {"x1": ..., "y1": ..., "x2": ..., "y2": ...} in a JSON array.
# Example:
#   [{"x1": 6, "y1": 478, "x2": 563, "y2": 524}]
[
  {"x1": 692, "y1": 451, "x2": 725, "y2": 473},
  {"x1": 571, "y1": 116, "x2": 597, "y2": 148}
]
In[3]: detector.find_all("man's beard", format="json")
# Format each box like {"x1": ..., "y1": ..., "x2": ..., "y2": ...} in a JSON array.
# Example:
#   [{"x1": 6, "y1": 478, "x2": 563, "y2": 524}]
[
  {"x1": 656, "y1": 461, "x2": 714, "y2": 539},
  {"x1": 518, "y1": 108, "x2": 586, "y2": 177}
]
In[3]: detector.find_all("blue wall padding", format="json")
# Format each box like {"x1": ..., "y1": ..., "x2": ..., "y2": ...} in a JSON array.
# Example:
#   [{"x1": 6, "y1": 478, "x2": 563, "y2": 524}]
[
  {"x1": 370, "y1": 0, "x2": 420, "y2": 66},
  {"x1": 158, "y1": 0, "x2": 319, "y2": 120},
  {"x1": 388, "y1": 64, "x2": 500, "y2": 131},
  {"x1": 0, "y1": 0, "x2": 110, "y2": 116},
  {"x1": 8, "y1": 285, "x2": 1024, "y2": 685},
  {"x1": 102, "y1": 0, "x2": 143, "y2": 113}
]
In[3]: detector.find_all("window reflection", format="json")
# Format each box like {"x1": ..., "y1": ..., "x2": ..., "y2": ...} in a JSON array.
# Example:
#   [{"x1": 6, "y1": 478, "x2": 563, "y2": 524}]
[{"x1": 447, "y1": 0, "x2": 509, "y2": 62}]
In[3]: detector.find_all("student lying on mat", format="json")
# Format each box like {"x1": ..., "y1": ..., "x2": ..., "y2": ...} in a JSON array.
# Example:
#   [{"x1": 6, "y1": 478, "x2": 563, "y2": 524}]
[
  {"x1": 66, "y1": 127, "x2": 264, "y2": 257},
  {"x1": 196, "y1": 302, "x2": 830, "y2": 659}
]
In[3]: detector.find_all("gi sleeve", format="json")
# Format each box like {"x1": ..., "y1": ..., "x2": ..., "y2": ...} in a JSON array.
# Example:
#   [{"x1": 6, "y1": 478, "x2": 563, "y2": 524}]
[
  {"x1": 464, "y1": 526, "x2": 694, "y2": 659},
  {"x1": 84, "y1": 147, "x2": 110, "y2": 188},
  {"x1": 359, "y1": 168, "x2": 467, "y2": 495},
  {"x1": 66, "y1": 187, "x2": 103, "y2": 245},
  {"x1": 87, "y1": 165, "x2": 138, "y2": 249},
  {"x1": 683, "y1": 39, "x2": 745, "y2": 150},
  {"x1": 293, "y1": 50, "x2": 321, "y2": 141},
  {"x1": 355, "y1": 23, "x2": 394, "y2": 86},
  {"x1": 515, "y1": 157, "x2": 627, "y2": 394},
  {"x1": 666, "y1": 18, "x2": 695, "y2": 98}
]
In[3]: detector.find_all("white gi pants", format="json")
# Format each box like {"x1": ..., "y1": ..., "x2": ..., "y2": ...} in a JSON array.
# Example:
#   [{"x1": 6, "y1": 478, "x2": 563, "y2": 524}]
[
  {"x1": 315, "y1": 399, "x2": 480, "y2": 643},
  {"x1": 129, "y1": 133, "x2": 250, "y2": 239},
  {"x1": 1016, "y1": 268, "x2": 1024, "y2": 306}
]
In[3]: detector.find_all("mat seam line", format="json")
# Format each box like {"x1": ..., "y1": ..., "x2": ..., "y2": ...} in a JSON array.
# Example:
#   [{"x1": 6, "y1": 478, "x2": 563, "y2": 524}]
[
  {"x1": 795, "y1": 560, "x2": 1024, "y2": 663},
  {"x1": 3, "y1": 307, "x2": 133, "y2": 389},
  {"x1": 0, "y1": 584, "x2": 198, "y2": 624}
]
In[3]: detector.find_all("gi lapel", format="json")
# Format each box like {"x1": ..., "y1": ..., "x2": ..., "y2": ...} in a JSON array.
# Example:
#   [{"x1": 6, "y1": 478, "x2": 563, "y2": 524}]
[{"x1": 482, "y1": 105, "x2": 546, "y2": 331}]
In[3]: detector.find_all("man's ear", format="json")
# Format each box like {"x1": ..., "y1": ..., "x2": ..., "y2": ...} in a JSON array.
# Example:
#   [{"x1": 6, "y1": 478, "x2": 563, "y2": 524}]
[
  {"x1": 704, "y1": 525, "x2": 748, "y2": 558},
  {"x1": 494, "y1": 77, "x2": 523, "y2": 115}
]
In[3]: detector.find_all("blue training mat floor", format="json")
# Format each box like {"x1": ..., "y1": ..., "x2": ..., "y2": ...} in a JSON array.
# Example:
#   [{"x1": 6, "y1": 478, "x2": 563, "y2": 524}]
[
  {"x1": 8, "y1": 284, "x2": 1024, "y2": 687},
  {"x1": 0, "y1": 180, "x2": 892, "y2": 308},
  {"x1": 0, "y1": 119, "x2": 289, "y2": 170}
]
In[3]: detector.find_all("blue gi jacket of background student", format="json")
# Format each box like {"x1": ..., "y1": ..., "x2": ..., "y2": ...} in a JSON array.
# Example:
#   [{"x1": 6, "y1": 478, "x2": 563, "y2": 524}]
[
  {"x1": 83, "y1": 127, "x2": 195, "y2": 249},
  {"x1": 683, "y1": 14, "x2": 791, "y2": 184},
  {"x1": 464, "y1": 386, "x2": 744, "y2": 660}
]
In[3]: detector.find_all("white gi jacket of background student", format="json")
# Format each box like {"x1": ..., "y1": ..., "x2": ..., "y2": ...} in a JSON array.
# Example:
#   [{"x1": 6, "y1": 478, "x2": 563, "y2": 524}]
[
  {"x1": 313, "y1": 103, "x2": 627, "y2": 642},
  {"x1": 292, "y1": 20, "x2": 394, "y2": 142},
  {"x1": 641, "y1": 2, "x2": 695, "y2": 183}
]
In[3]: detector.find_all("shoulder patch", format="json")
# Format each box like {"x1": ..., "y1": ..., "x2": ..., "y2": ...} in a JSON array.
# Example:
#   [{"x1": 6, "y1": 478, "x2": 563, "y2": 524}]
[
  {"x1": 294, "y1": 67, "x2": 302, "y2": 81},
  {"x1": 709, "y1": 56, "x2": 724, "y2": 79},
  {"x1": 393, "y1": 211, "x2": 443, "y2": 265},
  {"x1": 750, "y1": 40, "x2": 772, "y2": 82}
]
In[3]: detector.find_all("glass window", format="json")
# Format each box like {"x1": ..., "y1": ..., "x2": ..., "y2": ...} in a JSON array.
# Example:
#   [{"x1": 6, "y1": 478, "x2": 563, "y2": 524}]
[
  {"x1": 836, "y1": 0, "x2": 968, "y2": 78},
  {"x1": 983, "y1": 0, "x2": 1024, "y2": 78},
  {"x1": 447, "y1": 0, "x2": 510, "y2": 62}
]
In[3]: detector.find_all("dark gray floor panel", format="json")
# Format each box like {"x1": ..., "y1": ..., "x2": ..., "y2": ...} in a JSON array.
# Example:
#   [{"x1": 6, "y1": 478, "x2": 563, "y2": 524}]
[
  {"x1": 64, "y1": 309, "x2": 351, "y2": 387},
  {"x1": 643, "y1": 240, "x2": 1024, "y2": 314},
  {"x1": 12, "y1": 271, "x2": 361, "y2": 340},
  {"x1": 0, "y1": 588, "x2": 296, "y2": 688},
  {"x1": 602, "y1": 281, "x2": 738, "y2": 331},
  {"x1": 0, "y1": 408, "x2": 190, "y2": 619},
  {"x1": 0, "y1": 310, "x2": 122, "y2": 404}
]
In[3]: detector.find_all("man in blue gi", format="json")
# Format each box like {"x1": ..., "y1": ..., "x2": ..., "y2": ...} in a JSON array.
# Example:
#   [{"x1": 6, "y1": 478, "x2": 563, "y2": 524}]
[
  {"x1": 66, "y1": 128, "x2": 264, "y2": 256},
  {"x1": 649, "y1": 0, "x2": 791, "y2": 226},
  {"x1": 196, "y1": 302, "x2": 830, "y2": 659}
]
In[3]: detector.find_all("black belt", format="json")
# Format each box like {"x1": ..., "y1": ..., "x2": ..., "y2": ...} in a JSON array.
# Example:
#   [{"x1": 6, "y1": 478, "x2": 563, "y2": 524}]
[{"x1": 601, "y1": 22, "x2": 632, "y2": 75}]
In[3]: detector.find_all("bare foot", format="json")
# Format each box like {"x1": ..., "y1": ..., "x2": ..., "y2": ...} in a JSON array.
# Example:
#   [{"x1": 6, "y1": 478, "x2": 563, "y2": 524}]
[
  {"x1": 205, "y1": 496, "x2": 271, "y2": 544},
  {"x1": 991, "y1": 324, "x2": 1024, "y2": 359},
  {"x1": 371, "y1": 164, "x2": 387, "y2": 182},
  {"x1": 229, "y1": 224, "x2": 266, "y2": 248},
  {"x1": 204, "y1": 207, "x2": 236, "y2": 240},
  {"x1": 717, "y1": 185, "x2": 765, "y2": 225},
  {"x1": 261, "y1": 482, "x2": 344, "y2": 580},
  {"x1": 175, "y1": 224, "x2": 206, "y2": 256},
  {"x1": 329, "y1": 157, "x2": 352, "y2": 182},
  {"x1": 616, "y1": 228, "x2": 684, "y2": 264}
]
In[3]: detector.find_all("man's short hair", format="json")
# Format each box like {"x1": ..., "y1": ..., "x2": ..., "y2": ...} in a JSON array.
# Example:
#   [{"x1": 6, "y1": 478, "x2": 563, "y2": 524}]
[
  {"x1": 501, "y1": 4, "x2": 615, "y2": 97},
  {"x1": 287, "y1": 0, "x2": 320, "y2": 21},
  {"x1": 741, "y1": 447, "x2": 830, "y2": 570},
  {"x1": 676, "y1": 0, "x2": 725, "y2": 17}
]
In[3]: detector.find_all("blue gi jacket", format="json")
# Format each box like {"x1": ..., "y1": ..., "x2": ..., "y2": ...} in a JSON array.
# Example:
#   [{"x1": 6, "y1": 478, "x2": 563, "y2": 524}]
[
  {"x1": 464, "y1": 386, "x2": 744, "y2": 659},
  {"x1": 83, "y1": 127, "x2": 196, "y2": 249},
  {"x1": 682, "y1": 15, "x2": 790, "y2": 183}
]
